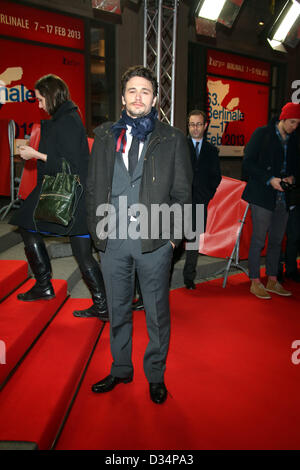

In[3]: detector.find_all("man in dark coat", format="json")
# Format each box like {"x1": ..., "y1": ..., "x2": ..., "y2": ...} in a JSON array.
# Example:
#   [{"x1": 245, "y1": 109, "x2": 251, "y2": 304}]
[
  {"x1": 242, "y1": 102, "x2": 300, "y2": 299},
  {"x1": 183, "y1": 109, "x2": 221, "y2": 289},
  {"x1": 284, "y1": 141, "x2": 300, "y2": 282},
  {"x1": 86, "y1": 66, "x2": 192, "y2": 404}
]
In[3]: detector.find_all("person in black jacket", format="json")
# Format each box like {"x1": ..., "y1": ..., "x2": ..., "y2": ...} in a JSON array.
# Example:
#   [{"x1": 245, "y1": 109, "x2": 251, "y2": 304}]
[
  {"x1": 242, "y1": 102, "x2": 300, "y2": 299},
  {"x1": 86, "y1": 66, "x2": 192, "y2": 404},
  {"x1": 183, "y1": 110, "x2": 221, "y2": 289},
  {"x1": 10, "y1": 74, "x2": 108, "y2": 321},
  {"x1": 283, "y1": 131, "x2": 300, "y2": 282}
]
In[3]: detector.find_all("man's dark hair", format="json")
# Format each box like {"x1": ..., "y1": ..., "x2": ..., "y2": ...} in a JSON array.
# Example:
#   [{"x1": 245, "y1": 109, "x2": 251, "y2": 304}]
[
  {"x1": 188, "y1": 109, "x2": 207, "y2": 123},
  {"x1": 35, "y1": 74, "x2": 70, "y2": 115},
  {"x1": 121, "y1": 65, "x2": 158, "y2": 97}
]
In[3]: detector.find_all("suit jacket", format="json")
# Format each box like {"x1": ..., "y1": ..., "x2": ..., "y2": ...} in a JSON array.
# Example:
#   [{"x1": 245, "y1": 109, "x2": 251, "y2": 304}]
[
  {"x1": 188, "y1": 137, "x2": 221, "y2": 205},
  {"x1": 86, "y1": 119, "x2": 193, "y2": 253}
]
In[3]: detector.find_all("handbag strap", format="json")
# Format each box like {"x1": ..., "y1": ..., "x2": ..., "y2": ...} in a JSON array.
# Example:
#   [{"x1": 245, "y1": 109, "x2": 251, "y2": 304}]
[{"x1": 61, "y1": 158, "x2": 72, "y2": 175}]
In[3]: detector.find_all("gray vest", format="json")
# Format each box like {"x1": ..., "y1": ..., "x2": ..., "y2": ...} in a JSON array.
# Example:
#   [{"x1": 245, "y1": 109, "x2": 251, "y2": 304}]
[{"x1": 108, "y1": 137, "x2": 149, "y2": 242}]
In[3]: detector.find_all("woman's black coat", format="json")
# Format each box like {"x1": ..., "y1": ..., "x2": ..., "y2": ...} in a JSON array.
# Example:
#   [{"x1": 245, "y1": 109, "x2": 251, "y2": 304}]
[{"x1": 11, "y1": 101, "x2": 90, "y2": 236}]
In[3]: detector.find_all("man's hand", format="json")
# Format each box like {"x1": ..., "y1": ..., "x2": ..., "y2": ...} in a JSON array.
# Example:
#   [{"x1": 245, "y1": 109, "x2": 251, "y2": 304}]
[
  {"x1": 170, "y1": 241, "x2": 175, "y2": 249},
  {"x1": 270, "y1": 177, "x2": 284, "y2": 191},
  {"x1": 282, "y1": 176, "x2": 295, "y2": 185}
]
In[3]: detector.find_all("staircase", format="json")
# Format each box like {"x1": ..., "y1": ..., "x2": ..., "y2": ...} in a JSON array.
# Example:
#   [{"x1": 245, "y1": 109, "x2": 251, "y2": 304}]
[
  {"x1": 0, "y1": 217, "x2": 236, "y2": 450},
  {"x1": 0, "y1": 257, "x2": 106, "y2": 450},
  {"x1": 0, "y1": 221, "x2": 108, "y2": 450}
]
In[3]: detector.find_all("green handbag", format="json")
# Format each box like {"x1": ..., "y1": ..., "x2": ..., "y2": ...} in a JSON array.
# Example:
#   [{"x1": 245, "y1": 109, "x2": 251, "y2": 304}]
[{"x1": 34, "y1": 158, "x2": 83, "y2": 231}]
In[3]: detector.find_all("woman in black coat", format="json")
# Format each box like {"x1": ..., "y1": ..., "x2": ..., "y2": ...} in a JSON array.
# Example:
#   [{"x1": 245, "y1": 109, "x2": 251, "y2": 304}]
[{"x1": 10, "y1": 74, "x2": 108, "y2": 321}]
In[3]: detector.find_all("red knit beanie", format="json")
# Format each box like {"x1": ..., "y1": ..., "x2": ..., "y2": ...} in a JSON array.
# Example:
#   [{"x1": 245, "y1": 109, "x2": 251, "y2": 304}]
[{"x1": 279, "y1": 102, "x2": 300, "y2": 120}]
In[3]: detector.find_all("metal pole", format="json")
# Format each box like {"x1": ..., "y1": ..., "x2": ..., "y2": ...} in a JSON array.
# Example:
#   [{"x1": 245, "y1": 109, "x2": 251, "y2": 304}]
[
  {"x1": 170, "y1": 0, "x2": 178, "y2": 126},
  {"x1": 143, "y1": 0, "x2": 148, "y2": 67}
]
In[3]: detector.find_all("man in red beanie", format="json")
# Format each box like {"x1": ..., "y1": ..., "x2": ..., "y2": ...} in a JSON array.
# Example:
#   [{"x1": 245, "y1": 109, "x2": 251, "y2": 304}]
[{"x1": 242, "y1": 102, "x2": 300, "y2": 299}]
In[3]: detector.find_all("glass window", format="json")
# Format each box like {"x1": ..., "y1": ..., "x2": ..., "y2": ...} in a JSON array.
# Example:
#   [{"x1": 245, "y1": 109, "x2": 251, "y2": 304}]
[{"x1": 89, "y1": 24, "x2": 115, "y2": 132}]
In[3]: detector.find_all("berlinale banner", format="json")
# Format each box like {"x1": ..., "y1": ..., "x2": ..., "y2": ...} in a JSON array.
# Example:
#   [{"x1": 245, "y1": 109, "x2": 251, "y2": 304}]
[
  {"x1": 206, "y1": 50, "x2": 270, "y2": 156},
  {"x1": 0, "y1": 1, "x2": 86, "y2": 196}
]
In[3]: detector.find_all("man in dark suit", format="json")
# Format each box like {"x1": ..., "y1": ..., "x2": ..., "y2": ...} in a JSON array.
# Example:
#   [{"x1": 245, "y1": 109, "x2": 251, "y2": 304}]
[
  {"x1": 86, "y1": 66, "x2": 192, "y2": 404},
  {"x1": 183, "y1": 110, "x2": 221, "y2": 290}
]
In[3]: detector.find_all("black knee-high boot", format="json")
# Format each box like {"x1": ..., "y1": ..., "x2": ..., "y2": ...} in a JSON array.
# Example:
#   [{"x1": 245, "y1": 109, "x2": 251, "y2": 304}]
[
  {"x1": 132, "y1": 274, "x2": 144, "y2": 311},
  {"x1": 18, "y1": 242, "x2": 55, "y2": 301},
  {"x1": 73, "y1": 266, "x2": 109, "y2": 321}
]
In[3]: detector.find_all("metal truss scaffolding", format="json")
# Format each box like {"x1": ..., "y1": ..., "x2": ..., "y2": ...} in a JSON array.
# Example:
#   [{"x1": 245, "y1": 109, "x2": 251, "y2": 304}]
[{"x1": 143, "y1": 0, "x2": 178, "y2": 125}]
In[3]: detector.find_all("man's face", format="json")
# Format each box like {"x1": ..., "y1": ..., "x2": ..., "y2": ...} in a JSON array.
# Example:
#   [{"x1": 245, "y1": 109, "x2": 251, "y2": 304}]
[
  {"x1": 188, "y1": 114, "x2": 207, "y2": 140},
  {"x1": 281, "y1": 118, "x2": 300, "y2": 135},
  {"x1": 122, "y1": 76, "x2": 157, "y2": 119}
]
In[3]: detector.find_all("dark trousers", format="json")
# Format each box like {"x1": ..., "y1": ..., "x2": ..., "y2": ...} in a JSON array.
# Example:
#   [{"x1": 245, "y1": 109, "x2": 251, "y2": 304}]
[
  {"x1": 100, "y1": 238, "x2": 173, "y2": 383},
  {"x1": 248, "y1": 202, "x2": 289, "y2": 279},
  {"x1": 285, "y1": 206, "x2": 300, "y2": 274},
  {"x1": 183, "y1": 203, "x2": 207, "y2": 283}
]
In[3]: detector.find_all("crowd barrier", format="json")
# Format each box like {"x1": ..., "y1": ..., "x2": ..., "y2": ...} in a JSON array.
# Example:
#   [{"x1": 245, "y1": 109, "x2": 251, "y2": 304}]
[{"x1": 200, "y1": 176, "x2": 252, "y2": 260}]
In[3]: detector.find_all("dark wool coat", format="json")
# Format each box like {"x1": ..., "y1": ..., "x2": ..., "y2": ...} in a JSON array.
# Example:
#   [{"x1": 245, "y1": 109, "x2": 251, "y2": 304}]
[
  {"x1": 10, "y1": 101, "x2": 90, "y2": 236},
  {"x1": 242, "y1": 117, "x2": 299, "y2": 211},
  {"x1": 187, "y1": 137, "x2": 221, "y2": 205},
  {"x1": 86, "y1": 119, "x2": 193, "y2": 253}
]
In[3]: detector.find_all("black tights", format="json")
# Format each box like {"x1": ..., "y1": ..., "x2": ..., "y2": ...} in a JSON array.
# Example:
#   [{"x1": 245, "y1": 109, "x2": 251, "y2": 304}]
[{"x1": 19, "y1": 228, "x2": 98, "y2": 274}]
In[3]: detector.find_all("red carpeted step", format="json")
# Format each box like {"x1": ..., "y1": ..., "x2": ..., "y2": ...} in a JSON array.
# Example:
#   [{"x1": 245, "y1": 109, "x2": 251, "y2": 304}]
[
  {"x1": 0, "y1": 260, "x2": 28, "y2": 302},
  {"x1": 0, "y1": 298, "x2": 105, "y2": 450},
  {"x1": 54, "y1": 273, "x2": 300, "y2": 450},
  {"x1": 0, "y1": 279, "x2": 67, "y2": 385}
]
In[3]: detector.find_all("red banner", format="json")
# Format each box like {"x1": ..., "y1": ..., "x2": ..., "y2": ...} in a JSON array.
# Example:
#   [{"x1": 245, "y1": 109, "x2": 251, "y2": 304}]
[
  {"x1": 207, "y1": 49, "x2": 270, "y2": 84},
  {"x1": 0, "y1": 38, "x2": 85, "y2": 138},
  {"x1": 206, "y1": 75, "x2": 269, "y2": 156},
  {"x1": 0, "y1": 0, "x2": 85, "y2": 50},
  {"x1": 0, "y1": 119, "x2": 10, "y2": 196}
]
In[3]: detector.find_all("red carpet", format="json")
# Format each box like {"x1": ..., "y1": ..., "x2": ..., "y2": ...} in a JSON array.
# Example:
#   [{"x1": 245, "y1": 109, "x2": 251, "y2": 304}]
[
  {"x1": 0, "y1": 260, "x2": 28, "y2": 301},
  {"x1": 0, "y1": 279, "x2": 67, "y2": 385},
  {"x1": 0, "y1": 299, "x2": 104, "y2": 450},
  {"x1": 54, "y1": 273, "x2": 300, "y2": 450}
]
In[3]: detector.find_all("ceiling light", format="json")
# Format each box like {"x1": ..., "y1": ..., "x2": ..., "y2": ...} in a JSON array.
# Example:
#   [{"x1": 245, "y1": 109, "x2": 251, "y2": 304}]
[
  {"x1": 268, "y1": 0, "x2": 300, "y2": 50},
  {"x1": 273, "y1": 0, "x2": 300, "y2": 42},
  {"x1": 198, "y1": 0, "x2": 227, "y2": 22}
]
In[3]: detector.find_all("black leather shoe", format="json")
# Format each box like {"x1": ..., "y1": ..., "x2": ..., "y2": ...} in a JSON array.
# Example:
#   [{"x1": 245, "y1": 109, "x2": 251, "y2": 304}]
[
  {"x1": 73, "y1": 304, "x2": 109, "y2": 322},
  {"x1": 132, "y1": 297, "x2": 144, "y2": 311},
  {"x1": 92, "y1": 374, "x2": 133, "y2": 393},
  {"x1": 286, "y1": 271, "x2": 300, "y2": 283},
  {"x1": 149, "y1": 382, "x2": 168, "y2": 404},
  {"x1": 185, "y1": 280, "x2": 196, "y2": 290}
]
